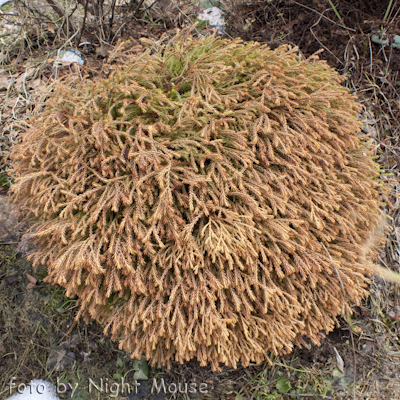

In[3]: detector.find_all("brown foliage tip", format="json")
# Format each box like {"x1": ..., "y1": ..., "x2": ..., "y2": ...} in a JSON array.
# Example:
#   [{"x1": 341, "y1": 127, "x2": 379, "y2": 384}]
[{"x1": 8, "y1": 34, "x2": 388, "y2": 370}]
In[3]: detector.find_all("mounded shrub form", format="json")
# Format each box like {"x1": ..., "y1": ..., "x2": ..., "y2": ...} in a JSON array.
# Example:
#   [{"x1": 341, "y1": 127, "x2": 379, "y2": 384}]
[{"x1": 9, "y1": 34, "x2": 386, "y2": 370}]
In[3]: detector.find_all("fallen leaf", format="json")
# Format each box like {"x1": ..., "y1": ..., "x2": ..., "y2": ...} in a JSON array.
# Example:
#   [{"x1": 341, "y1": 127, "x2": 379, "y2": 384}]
[
  {"x1": 132, "y1": 355, "x2": 149, "y2": 380},
  {"x1": 333, "y1": 346, "x2": 344, "y2": 373},
  {"x1": 26, "y1": 272, "x2": 37, "y2": 284},
  {"x1": 276, "y1": 378, "x2": 291, "y2": 394}
]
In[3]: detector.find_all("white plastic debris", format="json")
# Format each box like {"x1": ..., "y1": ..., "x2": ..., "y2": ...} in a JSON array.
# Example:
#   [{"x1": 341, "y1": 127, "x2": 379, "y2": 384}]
[
  {"x1": 371, "y1": 30, "x2": 400, "y2": 49},
  {"x1": 54, "y1": 48, "x2": 84, "y2": 67},
  {"x1": 393, "y1": 35, "x2": 400, "y2": 49},
  {"x1": 197, "y1": 6, "x2": 225, "y2": 32},
  {"x1": 6, "y1": 380, "x2": 60, "y2": 400},
  {"x1": 0, "y1": 0, "x2": 12, "y2": 8}
]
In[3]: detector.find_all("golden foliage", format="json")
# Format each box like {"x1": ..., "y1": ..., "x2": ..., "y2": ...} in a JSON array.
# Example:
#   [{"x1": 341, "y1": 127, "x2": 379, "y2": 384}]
[{"x1": 9, "y1": 34, "x2": 387, "y2": 370}]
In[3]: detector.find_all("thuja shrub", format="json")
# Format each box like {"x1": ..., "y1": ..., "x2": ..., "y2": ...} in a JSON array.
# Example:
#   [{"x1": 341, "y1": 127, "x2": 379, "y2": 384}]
[{"x1": 9, "y1": 34, "x2": 386, "y2": 370}]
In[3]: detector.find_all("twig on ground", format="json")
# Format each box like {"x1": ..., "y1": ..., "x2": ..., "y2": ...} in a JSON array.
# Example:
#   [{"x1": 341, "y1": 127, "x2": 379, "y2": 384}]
[
  {"x1": 134, "y1": 0, "x2": 146, "y2": 16},
  {"x1": 77, "y1": 0, "x2": 89, "y2": 45},
  {"x1": 75, "y1": 0, "x2": 95, "y2": 15},
  {"x1": 108, "y1": 0, "x2": 117, "y2": 37},
  {"x1": 310, "y1": 14, "x2": 344, "y2": 66},
  {"x1": 140, "y1": 0, "x2": 160, "y2": 16},
  {"x1": 290, "y1": 0, "x2": 356, "y2": 32}
]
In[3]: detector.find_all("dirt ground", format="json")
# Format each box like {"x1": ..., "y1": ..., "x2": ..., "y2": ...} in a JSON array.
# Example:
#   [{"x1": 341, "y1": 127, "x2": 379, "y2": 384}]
[{"x1": 1, "y1": 0, "x2": 400, "y2": 399}]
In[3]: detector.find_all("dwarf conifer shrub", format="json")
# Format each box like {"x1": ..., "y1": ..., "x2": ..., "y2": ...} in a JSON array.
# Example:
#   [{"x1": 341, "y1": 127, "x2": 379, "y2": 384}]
[{"x1": 9, "y1": 34, "x2": 386, "y2": 370}]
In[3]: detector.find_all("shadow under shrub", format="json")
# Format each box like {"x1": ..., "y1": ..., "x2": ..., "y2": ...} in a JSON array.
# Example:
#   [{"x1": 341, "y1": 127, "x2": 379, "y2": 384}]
[{"x1": 9, "y1": 33, "x2": 387, "y2": 371}]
